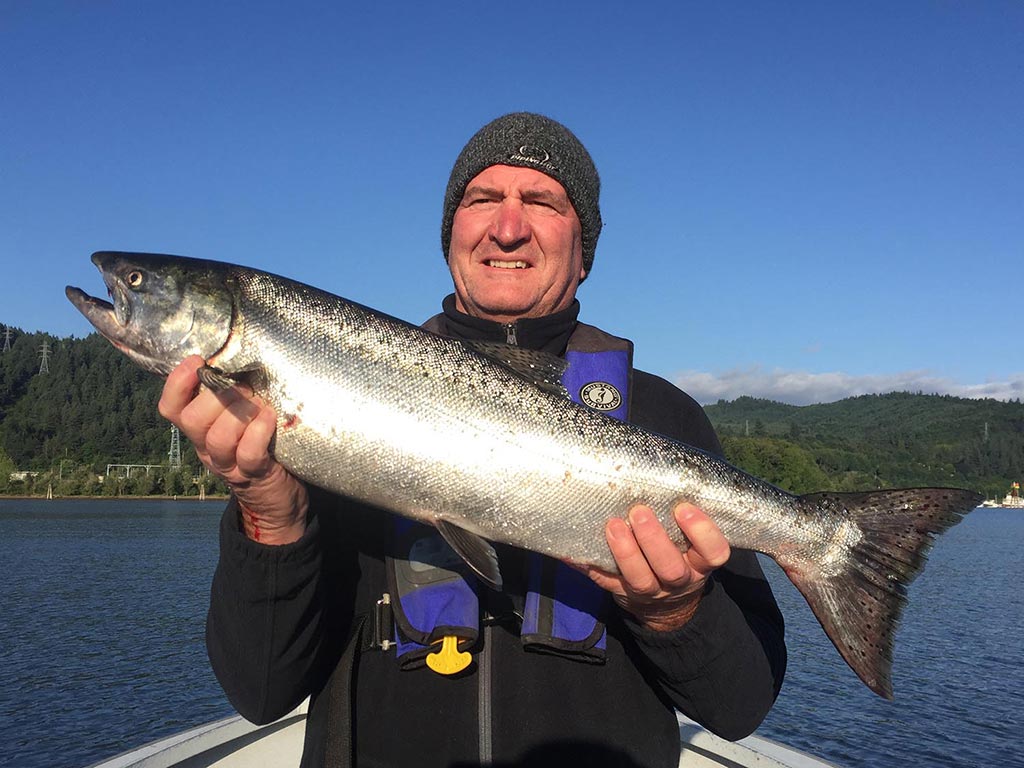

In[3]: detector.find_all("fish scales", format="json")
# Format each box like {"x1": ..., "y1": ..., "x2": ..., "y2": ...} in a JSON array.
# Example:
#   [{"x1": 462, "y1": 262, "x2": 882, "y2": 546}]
[
  {"x1": 66, "y1": 251, "x2": 982, "y2": 699},
  {"x1": 225, "y1": 267, "x2": 820, "y2": 570}
]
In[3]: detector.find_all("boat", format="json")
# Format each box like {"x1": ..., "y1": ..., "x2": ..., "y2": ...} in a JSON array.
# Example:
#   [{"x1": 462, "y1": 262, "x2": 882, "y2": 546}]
[
  {"x1": 982, "y1": 482, "x2": 1024, "y2": 508},
  {"x1": 86, "y1": 700, "x2": 842, "y2": 768}
]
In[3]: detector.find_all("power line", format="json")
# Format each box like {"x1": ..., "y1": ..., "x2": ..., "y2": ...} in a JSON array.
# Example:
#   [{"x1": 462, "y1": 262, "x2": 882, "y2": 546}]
[
  {"x1": 168, "y1": 425, "x2": 182, "y2": 469},
  {"x1": 38, "y1": 341, "x2": 51, "y2": 374}
]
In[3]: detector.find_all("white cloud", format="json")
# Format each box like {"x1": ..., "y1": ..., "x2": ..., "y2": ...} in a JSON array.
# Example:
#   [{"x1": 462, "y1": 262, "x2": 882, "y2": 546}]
[{"x1": 672, "y1": 366, "x2": 1024, "y2": 406}]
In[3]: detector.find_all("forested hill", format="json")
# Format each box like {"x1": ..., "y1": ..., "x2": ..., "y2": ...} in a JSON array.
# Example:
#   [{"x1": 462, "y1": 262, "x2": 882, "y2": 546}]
[
  {"x1": 1, "y1": 327, "x2": 167, "y2": 476},
  {"x1": 704, "y1": 394, "x2": 1023, "y2": 498},
  {"x1": 1, "y1": 325, "x2": 1021, "y2": 500}
]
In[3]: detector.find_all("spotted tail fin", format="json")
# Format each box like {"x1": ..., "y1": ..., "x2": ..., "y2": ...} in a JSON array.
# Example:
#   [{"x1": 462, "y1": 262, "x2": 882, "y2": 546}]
[{"x1": 782, "y1": 487, "x2": 981, "y2": 698}]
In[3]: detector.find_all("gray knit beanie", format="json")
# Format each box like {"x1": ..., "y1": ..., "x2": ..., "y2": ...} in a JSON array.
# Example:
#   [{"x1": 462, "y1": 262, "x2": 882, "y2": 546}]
[{"x1": 441, "y1": 112, "x2": 602, "y2": 279}]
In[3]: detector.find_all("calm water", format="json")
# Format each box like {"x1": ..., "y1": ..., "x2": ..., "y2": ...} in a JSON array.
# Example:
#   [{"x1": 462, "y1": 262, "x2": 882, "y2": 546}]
[
  {"x1": 0, "y1": 499, "x2": 231, "y2": 768},
  {"x1": 757, "y1": 506, "x2": 1023, "y2": 768},
  {"x1": 0, "y1": 499, "x2": 1021, "y2": 768}
]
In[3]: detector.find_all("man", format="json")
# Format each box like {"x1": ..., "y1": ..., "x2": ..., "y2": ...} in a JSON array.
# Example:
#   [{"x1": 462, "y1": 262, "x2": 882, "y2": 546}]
[{"x1": 160, "y1": 113, "x2": 786, "y2": 767}]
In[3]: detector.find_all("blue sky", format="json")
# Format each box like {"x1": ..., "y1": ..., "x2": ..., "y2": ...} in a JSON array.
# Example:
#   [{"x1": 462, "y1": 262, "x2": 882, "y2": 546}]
[{"x1": 2, "y1": 1, "x2": 1021, "y2": 405}]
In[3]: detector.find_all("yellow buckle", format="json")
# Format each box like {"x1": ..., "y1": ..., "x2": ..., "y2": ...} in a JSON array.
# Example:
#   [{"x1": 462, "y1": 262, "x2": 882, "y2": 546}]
[{"x1": 426, "y1": 635, "x2": 472, "y2": 675}]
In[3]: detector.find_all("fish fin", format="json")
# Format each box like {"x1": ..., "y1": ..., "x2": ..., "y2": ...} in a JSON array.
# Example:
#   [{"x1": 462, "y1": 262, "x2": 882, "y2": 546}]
[
  {"x1": 197, "y1": 363, "x2": 268, "y2": 394},
  {"x1": 196, "y1": 365, "x2": 237, "y2": 392},
  {"x1": 435, "y1": 519, "x2": 503, "y2": 591},
  {"x1": 462, "y1": 340, "x2": 569, "y2": 398},
  {"x1": 784, "y1": 487, "x2": 981, "y2": 699}
]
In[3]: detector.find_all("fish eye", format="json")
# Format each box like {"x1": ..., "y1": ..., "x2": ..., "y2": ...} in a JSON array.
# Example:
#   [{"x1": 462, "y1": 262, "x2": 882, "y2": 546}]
[{"x1": 126, "y1": 271, "x2": 144, "y2": 288}]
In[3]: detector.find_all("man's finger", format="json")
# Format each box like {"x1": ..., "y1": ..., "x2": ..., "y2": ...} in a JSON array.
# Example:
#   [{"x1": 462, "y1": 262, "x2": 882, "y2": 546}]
[
  {"x1": 605, "y1": 516, "x2": 660, "y2": 596},
  {"x1": 204, "y1": 398, "x2": 262, "y2": 474},
  {"x1": 674, "y1": 503, "x2": 731, "y2": 574},
  {"x1": 177, "y1": 386, "x2": 244, "y2": 451},
  {"x1": 627, "y1": 506, "x2": 692, "y2": 588},
  {"x1": 235, "y1": 405, "x2": 278, "y2": 476},
  {"x1": 158, "y1": 355, "x2": 204, "y2": 422}
]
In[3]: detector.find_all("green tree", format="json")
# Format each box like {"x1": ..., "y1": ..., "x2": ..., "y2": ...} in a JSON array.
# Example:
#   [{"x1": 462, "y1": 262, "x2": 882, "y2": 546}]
[
  {"x1": 129, "y1": 470, "x2": 159, "y2": 496},
  {"x1": 164, "y1": 469, "x2": 186, "y2": 497},
  {"x1": 722, "y1": 436, "x2": 832, "y2": 494},
  {"x1": 0, "y1": 445, "x2": 14, "y2": 492}
]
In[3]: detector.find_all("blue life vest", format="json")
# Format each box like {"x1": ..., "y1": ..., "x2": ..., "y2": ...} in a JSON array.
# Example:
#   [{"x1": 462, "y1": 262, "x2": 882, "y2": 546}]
[{"x1": 384, "y1": 323, "x2": 633, "y2": 673}]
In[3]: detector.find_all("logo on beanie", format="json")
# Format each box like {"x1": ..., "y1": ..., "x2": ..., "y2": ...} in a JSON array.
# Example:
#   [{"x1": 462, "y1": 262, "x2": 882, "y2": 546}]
[
  {"x1": 509, "y1": 145, "x2": 557, "y2": 173},
  {"x1": 580, "y1": 381, "x2": 622, "y2": 412}
]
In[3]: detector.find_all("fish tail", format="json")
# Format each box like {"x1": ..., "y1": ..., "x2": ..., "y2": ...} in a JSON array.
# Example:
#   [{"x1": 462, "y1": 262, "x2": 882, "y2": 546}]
[{"x1": 783, "y1": 487, "x2": 981, "y2": 698}]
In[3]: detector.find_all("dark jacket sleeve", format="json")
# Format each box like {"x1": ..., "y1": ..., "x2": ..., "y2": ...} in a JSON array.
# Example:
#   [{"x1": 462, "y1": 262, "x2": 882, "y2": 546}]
[
  {"x1": 623, "y1": 371, "x2": 787, "y2": 740},
  {"x1": 205, "y1": 494, "x2": 352, "y2": 724}
]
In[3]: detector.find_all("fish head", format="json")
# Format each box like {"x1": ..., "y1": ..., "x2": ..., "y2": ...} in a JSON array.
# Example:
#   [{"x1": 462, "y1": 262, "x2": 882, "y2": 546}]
[{"x1": 66, "y1": 251, "x2": 236, "y2": 376}]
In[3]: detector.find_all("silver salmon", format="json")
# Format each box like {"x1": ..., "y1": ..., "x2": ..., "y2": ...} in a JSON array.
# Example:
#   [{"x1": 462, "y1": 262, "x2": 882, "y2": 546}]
[{"x1": 66, "y1": 251, "x2": 980, "y2": 699}]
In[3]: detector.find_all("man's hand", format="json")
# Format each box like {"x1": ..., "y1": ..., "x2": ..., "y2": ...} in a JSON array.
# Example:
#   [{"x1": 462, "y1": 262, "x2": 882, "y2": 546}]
[
  {"x1": 158, "y1": 355, "x2": 308, "y2": 545},
  {"x1": 583, "y1": 503, "x2": 730, "y2": 632}
]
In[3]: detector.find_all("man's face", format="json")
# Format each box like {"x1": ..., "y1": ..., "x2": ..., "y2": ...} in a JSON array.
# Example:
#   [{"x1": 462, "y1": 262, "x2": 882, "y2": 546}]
[{"x1": 448, "y1": 165, "x2": 585, "y2": 324}]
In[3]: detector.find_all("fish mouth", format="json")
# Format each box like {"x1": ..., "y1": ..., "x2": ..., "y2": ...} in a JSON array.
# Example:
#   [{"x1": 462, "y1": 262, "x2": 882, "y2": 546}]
[
  {"x1": 64, "y1": 284, "x2": 173, "y2": 375},
  {"x1": 65, "y1": 285, "x2": 122, "y2": 335}
]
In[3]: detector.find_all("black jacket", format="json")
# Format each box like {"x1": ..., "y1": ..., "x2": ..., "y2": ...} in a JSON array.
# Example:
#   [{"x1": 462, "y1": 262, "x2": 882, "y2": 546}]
[{"x1": 206, "y1": 298, "x2": 786, "y2": 767}]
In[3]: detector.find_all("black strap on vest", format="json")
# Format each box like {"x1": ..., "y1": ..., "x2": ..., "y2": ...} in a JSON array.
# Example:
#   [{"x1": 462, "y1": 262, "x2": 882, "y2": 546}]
[{"x1": 322, "y1": 614, "x2": 366, "y2": 768}]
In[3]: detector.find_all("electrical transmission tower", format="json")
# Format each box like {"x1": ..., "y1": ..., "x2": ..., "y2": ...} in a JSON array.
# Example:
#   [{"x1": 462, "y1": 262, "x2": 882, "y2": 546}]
[
  {"x1": 2, "y1": 327, "x2": 11, "y2": 352},
  {"x1": 168, "y1": 425, "x2": 182, "y2": 469},
  {"x1": 38, "y1": 341, "x2": 51, "y2": 374}
]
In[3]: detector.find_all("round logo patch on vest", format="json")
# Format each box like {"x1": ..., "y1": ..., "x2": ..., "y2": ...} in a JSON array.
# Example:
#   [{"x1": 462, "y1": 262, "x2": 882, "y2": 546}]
[{"x1": 580, "y1": 381, "x2": 622, "y2": 412}]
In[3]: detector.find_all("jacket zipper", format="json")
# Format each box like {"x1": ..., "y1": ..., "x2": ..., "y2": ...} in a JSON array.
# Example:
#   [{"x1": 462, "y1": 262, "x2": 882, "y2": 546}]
[
  {"x1": 478, "y1": 623, "x2": 493, "y2": 764},
  {"x1": 504, "y1": 323, "x2": 517, "y2": 346}
]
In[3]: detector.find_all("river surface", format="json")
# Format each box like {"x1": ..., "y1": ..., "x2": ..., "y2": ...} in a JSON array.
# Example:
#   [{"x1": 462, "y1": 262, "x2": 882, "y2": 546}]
[{"x1": 0, "y1": 498, "x2": 1020, "y2": 768}]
